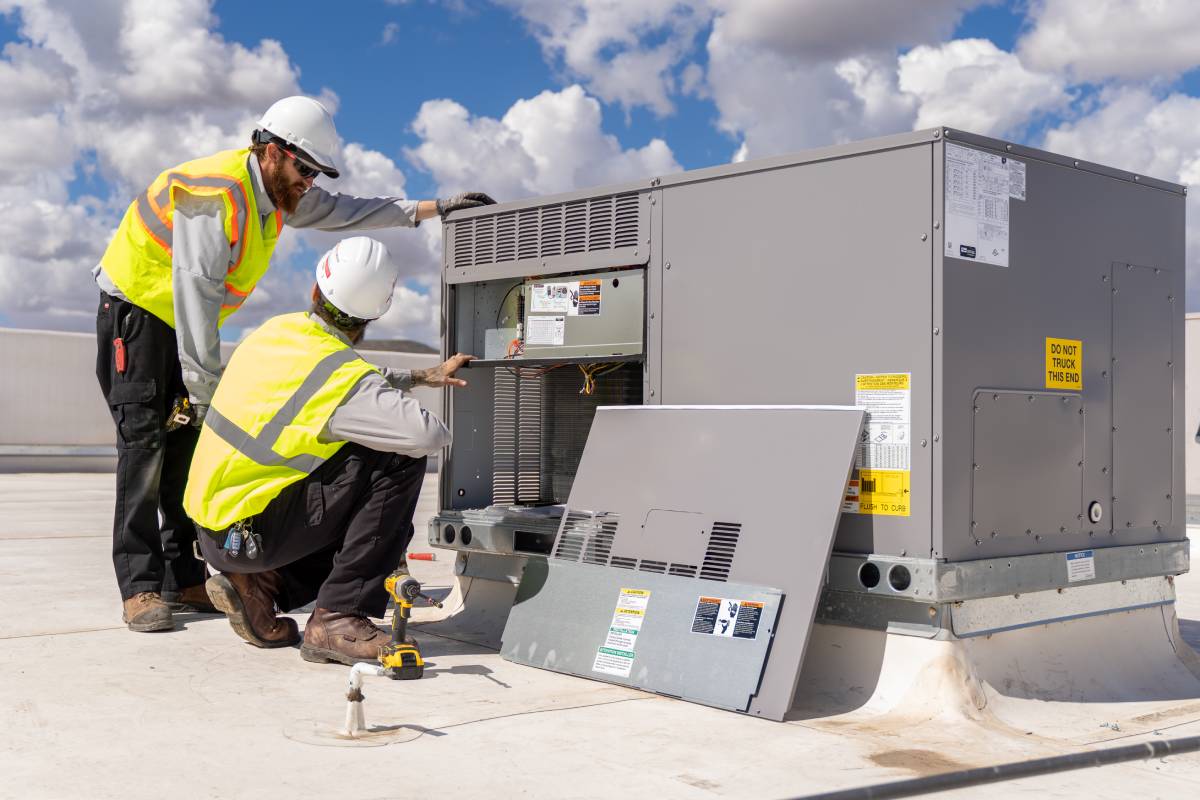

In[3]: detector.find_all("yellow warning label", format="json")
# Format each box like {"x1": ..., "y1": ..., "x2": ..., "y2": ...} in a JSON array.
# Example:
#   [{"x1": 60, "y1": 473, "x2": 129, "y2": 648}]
[
  {"x1": 854, "y1": 469, "x2": 911, "y2": 517},
  {"x1": 1045, "y1": 338, "x2": 1082, "y2": 390},
  {"x1": 856, "y1": 373, "x2": 910, "y2": 391}
]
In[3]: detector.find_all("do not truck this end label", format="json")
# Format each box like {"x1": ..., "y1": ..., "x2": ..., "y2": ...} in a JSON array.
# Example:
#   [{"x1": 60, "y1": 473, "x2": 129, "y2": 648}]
[{"x1": 1045, "y1": 337, "x2": 1082, "y2": 391}]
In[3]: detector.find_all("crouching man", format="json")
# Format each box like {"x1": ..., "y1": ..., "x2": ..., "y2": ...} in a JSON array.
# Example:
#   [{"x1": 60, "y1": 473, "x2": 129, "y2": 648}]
[{"x1": 182, "y1": 236, "x2": 472, "y2": 664}]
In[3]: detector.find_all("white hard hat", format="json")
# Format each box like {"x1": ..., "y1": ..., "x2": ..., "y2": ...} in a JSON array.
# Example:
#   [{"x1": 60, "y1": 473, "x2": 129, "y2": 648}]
[
  {"x1": 255, "y1": 96, "x2": 340, "y2": 178},
  {"x1": 315, "y1": 237, "x2": 399, "y2": 321}
]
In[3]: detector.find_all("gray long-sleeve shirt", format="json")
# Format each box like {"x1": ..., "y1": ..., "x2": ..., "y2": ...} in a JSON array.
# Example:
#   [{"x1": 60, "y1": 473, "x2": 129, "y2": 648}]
[
  {"x1": 310, "y1": 314, "x2": 451, "y2": 457},
  {"x1": 93, "y1": 152, "x2": 422, "y2": 405}
]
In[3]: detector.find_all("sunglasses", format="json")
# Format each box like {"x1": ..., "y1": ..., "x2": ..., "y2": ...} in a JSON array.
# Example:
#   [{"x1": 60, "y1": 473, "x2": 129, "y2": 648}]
[{"x1": 278, "y1": 145, "x2": 322, "y2": 180}]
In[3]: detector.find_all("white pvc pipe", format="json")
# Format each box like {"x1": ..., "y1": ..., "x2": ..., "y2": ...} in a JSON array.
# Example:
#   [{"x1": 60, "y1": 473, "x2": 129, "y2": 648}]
[{"x1": 342, "y1": 662, "x2": 386, "y2": 738}]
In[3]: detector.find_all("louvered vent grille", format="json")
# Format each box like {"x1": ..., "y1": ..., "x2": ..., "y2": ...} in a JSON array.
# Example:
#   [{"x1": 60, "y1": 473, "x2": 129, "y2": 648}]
[
  {"x1": 668, "y1": 563, "x2": 698, "y2": 578},
  {"x1": 610, "y1": 556, "x2": 637, "y2": 570},
  {"x1": 638, "y1": 560, "x2": 667, "y2": 574},
  {"x1": 553, "y1": 510, "x2": 595, "y2": 561},
  {"x1": 699, "y1": 522, "x2": 742, "y2": 582},
  {"x1": 450, "y1": 192, "x2": 641, "y2": 267},
  {"x1": 495, "y1": 213, "x2": 516, "y2": 263},
  {"x1": 492, "y1": 370, "x2": 543, "y2": 505},
  {"x1": 583, "y1": 515, "x2": 619, "y2": 565}
]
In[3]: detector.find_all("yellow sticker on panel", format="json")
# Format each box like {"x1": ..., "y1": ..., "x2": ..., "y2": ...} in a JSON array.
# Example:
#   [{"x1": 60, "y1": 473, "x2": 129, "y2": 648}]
[
  {"x1": 844, "y1": 373, "x2": 912, "y2": 517},
  {"x1": 1045, "y1": 338, "x2": 1082, "y2": 390},
  {"x1": 857, "y1": 469, "x2": 911, "y2": 517}
]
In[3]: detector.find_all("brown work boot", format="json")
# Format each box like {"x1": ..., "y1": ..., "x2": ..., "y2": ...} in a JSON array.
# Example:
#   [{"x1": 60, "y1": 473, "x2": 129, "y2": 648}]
[
  {"x1": 300, "y1": 608, "x2": 393, "y2": 666},
  {"x1": 122, "y1": 592, "x2": 173, "y2": 632},
  {"x1": 205, "y1": 571, "x2": 299, "y2": 648},
  {"x1": 163, "y1": 583, "x2": 221, "y2": 614}
]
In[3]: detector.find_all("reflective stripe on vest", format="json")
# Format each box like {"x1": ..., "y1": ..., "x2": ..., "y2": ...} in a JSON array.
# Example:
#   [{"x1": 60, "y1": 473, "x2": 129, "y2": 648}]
[
  {"x1": 100, "y1": 148, "x2": 284, "y2": 328},
  {"x1": 182, "y1": 313, "x2": 378, "y2": 530}
]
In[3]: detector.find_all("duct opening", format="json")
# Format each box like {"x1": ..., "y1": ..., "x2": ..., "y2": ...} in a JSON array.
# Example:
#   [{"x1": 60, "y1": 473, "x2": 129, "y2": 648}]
[
  {"x1": 887, "y1": 564, "x2": 912, "y2": 592},
  {"x1": 858, "y1": 562, "x2": 881, "y2": 588}
]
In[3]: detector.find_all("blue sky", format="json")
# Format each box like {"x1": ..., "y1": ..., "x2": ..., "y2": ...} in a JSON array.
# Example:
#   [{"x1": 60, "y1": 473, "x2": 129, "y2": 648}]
[{"x1": 1, "y1": 0, "x2": 1199, "y2": 343}]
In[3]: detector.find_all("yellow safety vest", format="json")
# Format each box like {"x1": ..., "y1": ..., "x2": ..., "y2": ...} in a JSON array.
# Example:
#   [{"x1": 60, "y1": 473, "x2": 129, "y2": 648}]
[
  {"x1": 183, "y1": 312, "x2": 379, "y2": 530},
  {"x1": 100, "y1": 148, "x2": 283, "y2": 328}
]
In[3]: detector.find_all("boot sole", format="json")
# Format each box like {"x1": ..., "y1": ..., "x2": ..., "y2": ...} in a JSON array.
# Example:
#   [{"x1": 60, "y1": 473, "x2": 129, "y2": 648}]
[
  {"x1": 205, "y1": 575, "x2": 295, "y2": 649},
  {"x1": 124, "y1": 614, "x2": 173, "y2": 633},
  {"x1": 299, "y1": 643, "x2": 367, "y2": 667}
]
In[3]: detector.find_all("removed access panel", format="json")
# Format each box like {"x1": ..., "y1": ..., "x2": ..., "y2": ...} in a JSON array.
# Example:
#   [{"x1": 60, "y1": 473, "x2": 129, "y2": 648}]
[{"x1": 500, "y1": 405, "x2": 864, "y2": 720}]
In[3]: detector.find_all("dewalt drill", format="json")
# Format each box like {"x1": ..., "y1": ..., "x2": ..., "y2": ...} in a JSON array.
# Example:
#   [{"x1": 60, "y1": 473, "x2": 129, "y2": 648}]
[{"x1": 380, "y1": 568, "x2": 443, "y2": 680}]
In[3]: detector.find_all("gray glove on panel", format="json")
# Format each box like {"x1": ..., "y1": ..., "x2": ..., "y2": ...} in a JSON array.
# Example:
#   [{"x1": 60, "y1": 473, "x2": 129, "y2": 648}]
[{"x1": 436, "y1": 192, "x2": 497, "y2": 218}]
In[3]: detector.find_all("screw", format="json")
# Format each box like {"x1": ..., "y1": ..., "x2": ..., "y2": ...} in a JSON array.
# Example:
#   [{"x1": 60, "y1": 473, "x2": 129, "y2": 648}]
[
  {"x1": 933, "y1": 433, "x2": 940, "y2": 442},
  {"x1": 1006, "y1": 144, "x2": 1013, "y2": 151},
  {"x1": 1102, "y1": 466, "x2": 1109, "y2": 473},
  {"x1": 1102, "y1": 370, "x2": 1108, "y2": 378},
  {"x1": 1026, "y1": 528, "x2": 1032, "y2": 535},
  {"x1": 934, "y1": 221, "x2": 941, "y2": 229},
  {"x1": 649, "y1": 389, "x2": 655, "y2": 397},
  {"x1": 921, "y1": 439, "x2": 928, "y2": 447},
  {"x1": 933, "y1": 327, "x2": 941, "y2": 335},
  {"x1": 665, "y1": 262, "x2": 671, "y2": 270},
  {"x1": 1035, "y1": 534, "x2": 1042, "y2": 541},
  {"x1": 974, "y1": 538, "x2": 981, "y2": 546},
  {"x1": 991, "y1": 531, "x2": 998, "y2": 538},
  {"x1": 1077, "y1": 461, "x2": 1083, "y2": 467},
  {"x1": 921, "y1": 233, "x2": 928, "y2": 241},
  {"x1": 1102, "y1": 275, "x2": 1108, "y2": 281},
  {"x1": 649, "y1": 312, "x2": 655, "y2": 319},
  {"x1": 1074, "y1": 160, "x2": 1080, "y2": 167},
  {"x1": 934, "y1": 129, "x2": 942, "y2": 139}
]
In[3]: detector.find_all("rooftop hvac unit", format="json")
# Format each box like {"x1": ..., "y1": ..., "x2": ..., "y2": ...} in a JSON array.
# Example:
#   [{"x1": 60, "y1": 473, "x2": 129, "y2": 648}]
[{"x1": 428, "y1": 127, "x2": 1188, "y2": 720}]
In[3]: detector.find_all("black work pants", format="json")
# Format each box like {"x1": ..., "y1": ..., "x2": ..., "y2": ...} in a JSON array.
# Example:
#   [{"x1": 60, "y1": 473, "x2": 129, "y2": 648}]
[
  {"x1": 95, "y1": 291, "x2": 207, "y2": 600},
  {"x1": 196, "y1": 444, "x2": 426, "y2": 618}
]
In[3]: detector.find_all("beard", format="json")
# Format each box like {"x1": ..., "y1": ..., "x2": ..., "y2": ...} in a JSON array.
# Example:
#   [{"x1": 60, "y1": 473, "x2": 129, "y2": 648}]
[{"x1": 265, "y1": 164, "x2": 308, "y2": 214}]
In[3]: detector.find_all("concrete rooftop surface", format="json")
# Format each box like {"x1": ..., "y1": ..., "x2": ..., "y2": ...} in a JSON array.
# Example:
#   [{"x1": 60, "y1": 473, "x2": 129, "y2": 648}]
[{"x1": 2, "y1": 473, "x2": 1200, "y2": 800}]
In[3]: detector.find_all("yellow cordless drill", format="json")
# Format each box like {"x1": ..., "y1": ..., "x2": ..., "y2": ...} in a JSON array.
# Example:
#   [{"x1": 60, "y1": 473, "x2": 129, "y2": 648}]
[{"x1": 380, "y1": 568, "x2": 443, "y2": 680}]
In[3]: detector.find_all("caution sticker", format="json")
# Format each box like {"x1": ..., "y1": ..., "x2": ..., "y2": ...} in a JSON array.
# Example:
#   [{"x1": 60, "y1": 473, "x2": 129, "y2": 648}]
[
  {"x1": 691, "y1": 596, "x2": 763, "y2": 640},
  {"x1": 592, "y1": 588, "x2": 650, "y2": 678},
  {"x1": 844, "y1": 373, "x2": 912, "y2": 517},
  {"x1": 1045, "y1": 338, "x2": 1082, "y2": 390}
]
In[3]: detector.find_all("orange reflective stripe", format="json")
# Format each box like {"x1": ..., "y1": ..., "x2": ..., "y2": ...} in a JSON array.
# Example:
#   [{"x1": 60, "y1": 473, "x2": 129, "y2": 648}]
[{"x1": 224, "y1": 282, "x2": 249, "y2": 298}]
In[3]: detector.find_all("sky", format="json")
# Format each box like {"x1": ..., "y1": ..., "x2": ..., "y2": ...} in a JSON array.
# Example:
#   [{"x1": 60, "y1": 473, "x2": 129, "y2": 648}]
[{"x1": 2, "y1": 0, "x2": 1200, "y2": 346}]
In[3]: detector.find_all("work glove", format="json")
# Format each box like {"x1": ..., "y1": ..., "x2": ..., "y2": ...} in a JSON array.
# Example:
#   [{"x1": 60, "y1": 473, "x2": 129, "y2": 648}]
[{"x1": 436, "y1": 192, "x2": 496, "y2": 218}]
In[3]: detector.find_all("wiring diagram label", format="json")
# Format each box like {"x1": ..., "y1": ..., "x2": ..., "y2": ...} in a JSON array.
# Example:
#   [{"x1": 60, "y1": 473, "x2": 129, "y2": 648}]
[
  {"x1": 530, "y1": 280, "x2": 601, "y2": 316},
  {"x1": 691, "y1": 596, "x2": 763, "y2": 640},
  {"x1": 946, "y1": 143, "x2": 1023, "y2": 268},
  {"x1": 526, "y1": 315, "x2": 565, "y2": 346},
  {"x1": 844, "y1": 373, "x2": 912, "y2": 517},
  {"x1": 592, "y1": 588, "x2": 650, "y2": 678}
]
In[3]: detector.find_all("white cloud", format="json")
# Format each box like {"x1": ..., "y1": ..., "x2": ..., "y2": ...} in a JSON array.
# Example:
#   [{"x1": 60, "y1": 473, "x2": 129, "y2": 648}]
[
  {"x1": 0, "y1": 0, "x2": 442, "y2": 343},
  {"x1": 494, "y1": 0, "x2": 712, "y2": 116},
  {"x1": 407, "y1": 84, "x2": 681, "y2": 199},
  {"x1": 381, "y1": 22, "x2": 400, "y2": 45},
  {"x1": 898, "y1": 38, "x2": 1071, "y2": 136},
  {"x1": 704, "y1": 23, "x2": 915, "y2": 161},
  {"x1": 712, "y1": 0, "x2": 984, "y2": 61},
  {"x1": 1019, "y1": 0, "x2": 1200, "y2": 82},
  {"x1": 1041, "y1": 87, "x2": 1200, "y2": 306}
]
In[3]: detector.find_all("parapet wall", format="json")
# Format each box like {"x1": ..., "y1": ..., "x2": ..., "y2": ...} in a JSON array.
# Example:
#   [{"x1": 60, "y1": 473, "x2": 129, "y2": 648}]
[{"x1": 0, "y1": 327, "x2": 442, "y2": 472}]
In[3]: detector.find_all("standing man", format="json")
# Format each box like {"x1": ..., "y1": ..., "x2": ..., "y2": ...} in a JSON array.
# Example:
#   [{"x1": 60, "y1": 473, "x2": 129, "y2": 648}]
[
  {"x1": 185, "y1": 237, "x2": 466, "y2": 663},
  {"x1": 94, "y1": 95, "x2": 493, "y2": 632}
]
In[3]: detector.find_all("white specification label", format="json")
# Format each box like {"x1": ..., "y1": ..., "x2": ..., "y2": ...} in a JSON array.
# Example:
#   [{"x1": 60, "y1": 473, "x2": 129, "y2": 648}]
[
  {"x1": 1066, "y1": 549, "x2": 1096, "y2": 583},
  {"x1": 592, "y1": 588, "x2": 650, "y2": 678},
  {"x1": 526, "y1": 314, "x2": 565, "y2": 346},
  {"x1": 946, "y1": 143, "x2": 1024, "y2": 267}
]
